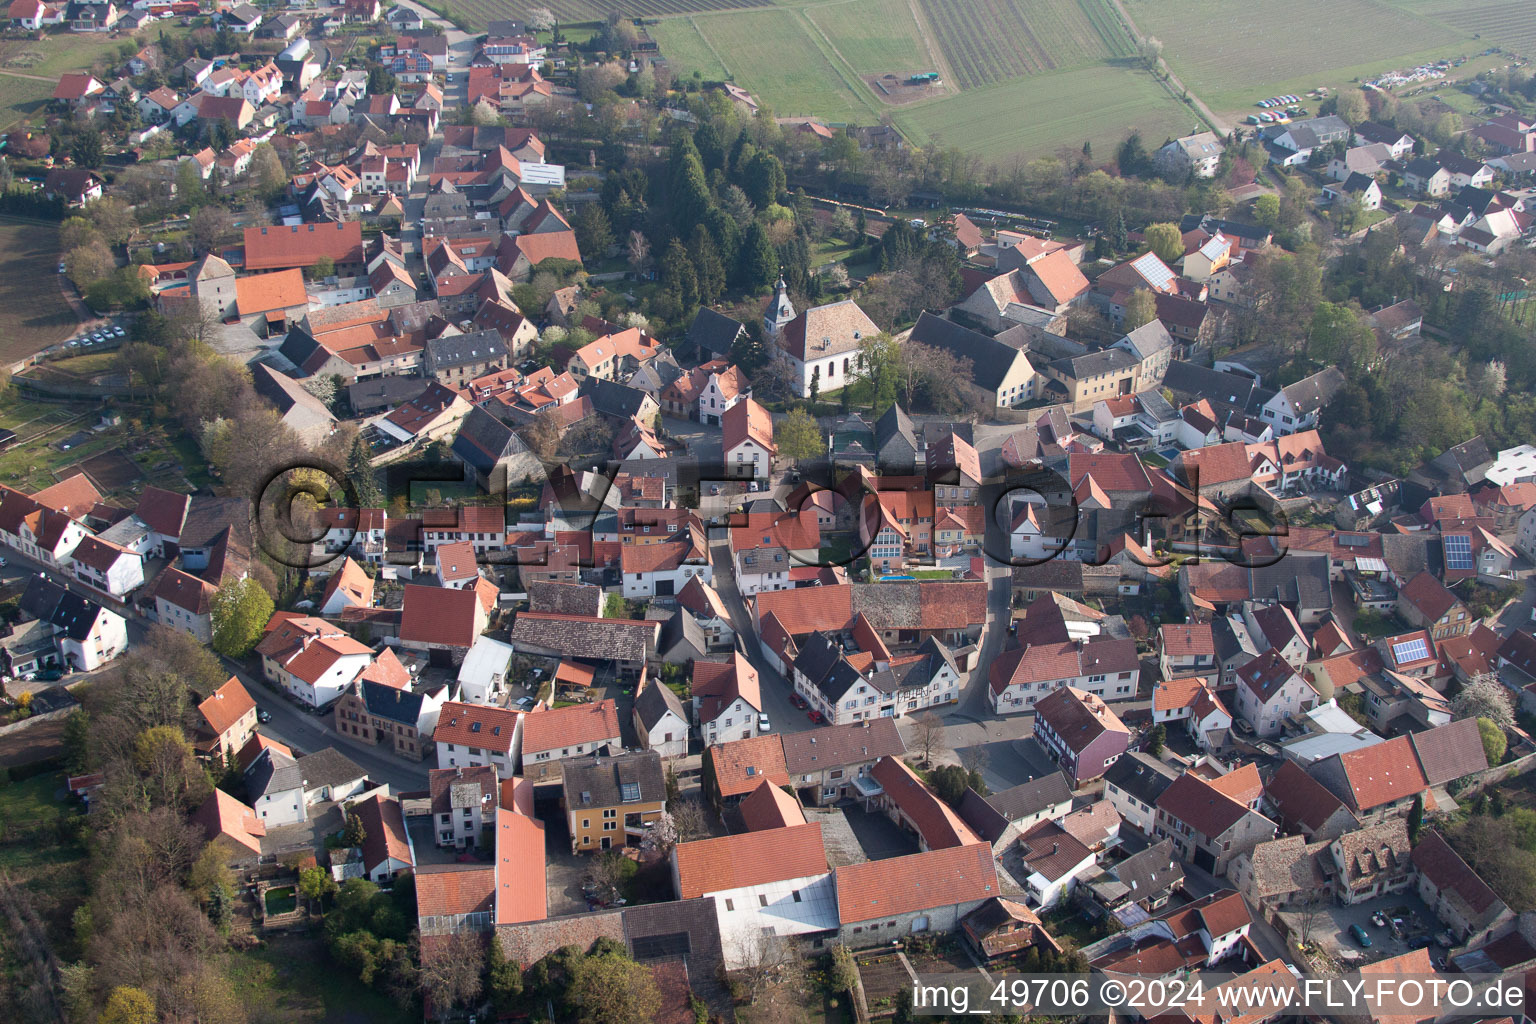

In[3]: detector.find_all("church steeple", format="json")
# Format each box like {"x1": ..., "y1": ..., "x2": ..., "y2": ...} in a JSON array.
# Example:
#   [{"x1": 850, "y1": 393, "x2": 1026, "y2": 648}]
[{"x1": 764, "y1": 272, "x2": 795, "y2": 339}]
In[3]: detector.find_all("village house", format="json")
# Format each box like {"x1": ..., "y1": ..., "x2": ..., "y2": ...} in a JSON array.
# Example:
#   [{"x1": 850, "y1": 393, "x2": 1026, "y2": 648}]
[
  {"x1": 562, "y1": 750, "x2": 665, "y2": 853},
  {"x1": 1154, "y1": 771, "x2": 1277, "y2": 875},
  {"x1": 519, "y1": 700, "x2": 623, "y2": 783},
  {"x1": 428, "y1": 764, "x2": 497, "y2": 849},
  {"x1": 1031, "y1": 686, "x2": 1130, "y2": 785}
]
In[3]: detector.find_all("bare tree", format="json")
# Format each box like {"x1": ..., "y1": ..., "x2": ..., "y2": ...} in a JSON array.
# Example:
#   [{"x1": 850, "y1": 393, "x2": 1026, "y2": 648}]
[
  {"x1": 958, "y1": 744, "x2": 990, "y2": 782},
  {"x1": 626, "y1": 230, "x2": 650, "y2": 276},
  {"x1": 912, "y1": 712, "x2": 944, "y2": 768},
  {"x1": 1453, "y1": 675, "x2": 1515, "y2": 729},
  {"x1": 732, "y1": 931, "x2": 804, "y2": 1004},
  {"x1": 1296, "y1": 889, "x2": 1326, "y2": 946},
  {"x1": 419, "y1": 932, "x2": 485, "y2": 1018},
  {"x1": 670, "y1": 797, "x2": 709, "y2": 843}
]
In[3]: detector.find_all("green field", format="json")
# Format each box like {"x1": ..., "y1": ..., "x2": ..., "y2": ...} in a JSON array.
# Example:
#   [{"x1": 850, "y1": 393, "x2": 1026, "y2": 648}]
[
  {"x1": 1126, "y1": 0, "x2": 1469, "y2": 112},
  {"x1": 0, "y1": 75, "x2": 56, "y2": 134},
  {"x1": 893, "y1": 64, "x2": 1198, "y2": 164},
  {"x1": 678, "y1": 7, "x2": 881, "y2": 121},
  {"x1": 1381, "y1": 0, "x2": 1536, "y2": 57},
  {"x1": 649, "y1": 16, "x2": 731, "y2": 80},
  {"x1": 802, "y1": 0, "x2": 938, "y2": 75},
  {"x1": 917, "y1": 0, "x2": 1133, "y2": 88}
]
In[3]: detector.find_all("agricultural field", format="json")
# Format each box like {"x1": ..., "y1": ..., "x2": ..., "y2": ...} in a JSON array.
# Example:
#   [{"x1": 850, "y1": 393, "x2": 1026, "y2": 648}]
[
  {"x1": 0, "y1": 218, "x2": 80, "y2": 362},
  {"x1": 1382, "y1": 0, "x2": 1536, "y2": 59},
  {"x1": 916, "y1": 0, "x2": 1133, "y2": 89},
  {"x1": 1125, "y1": 0, "x2": 1471, "y2": 112},
  {"x1": 680, "y1": 7, "x2": 880, "y2": 121},
  {"x1": 647, "y1": 17, "x2": 730, "y2": 81},
  {"x1": 892, "y1": 63, "x2": 1197, "y2": 164},
  {"x1": 0, "y1": 74, "x2": 54, "y2": 133},
  {"x1": 450, "y1": 0, "x2": 760, "y2": 27},
  {"x1": 801, "y1": 0, "x2": 938, "y2": 76}
]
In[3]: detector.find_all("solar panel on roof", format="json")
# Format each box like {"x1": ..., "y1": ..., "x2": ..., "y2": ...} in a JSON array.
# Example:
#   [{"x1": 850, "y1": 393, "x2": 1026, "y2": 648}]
[
  {"x1": 1444, "y1": 533, "x2": 1474, "y2": 571},
  {"x1": 1391, "y1": 638, "x2": 1430, "y2": 664},
  {"x1": 1130, "y1": 252, "x2": 1176, "y2": 292},
  {"x1": 1338, "y1": 534, "x2": 1370, "y2": 547}
]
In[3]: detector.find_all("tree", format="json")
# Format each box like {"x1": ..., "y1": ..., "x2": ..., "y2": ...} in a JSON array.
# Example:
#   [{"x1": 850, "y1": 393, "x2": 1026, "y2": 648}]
[
  {"x1": 688, "y1": 225, "x2": 726, "y2": 306},
  {"x1": 668, "y1": 148, "x2": 712, "y2": 237},
  {"x1": 1117, "y1": 132, "x2": 1150, "y2": 177},
  {"x1": 1144, "y1": 222, "x2": 1184, "y2": 264},
  {"x1": 348, "y1": 432, "x2": 383, "y2": 508},
  {"x1": 670, "y1": 797, "x2": 709, "y2": 843},
  {"x1": 487, "y1": 938, "x2": 523, "y2": 1014},
  {"x1": 343, "y1": 811, "x2": 367, "y2": 849},
  {"x1": 742, "y1": 150, "x2": 786, "y2": 209},
  {"x1": 89, "y1": 198, "x2": 137, "y2": 246},
  {"x1": 828, "y1": 943, "x2": 858, "y2": 995},
  {"x1": 211, "y1": 576, "x2": 274, "y2": 657},
  {"x1": 1254, "y1": 193, "x2": 1281, "y2": 229},
  {"x1": 66, "y1": 240, "x2": 115, "y2": 288},
  {"x1": 737, "y1": 220, "x2": 778, "y2": 293},
  {"x1": 133, "y1": 724, "x2": 208, "y2": 810},
  {"x1": 731, "y1": 930, "x2": 802, "y2": 1004},
  {"x1": 625, "y1": 230, "x2": 650, "y2": 276},
  {"x1": 189, "y1": 842, "x2": 235, "y2": 900},
  {"x1": 189, "y1": 204, "x2": 232, "y2": 254},
  {"x1": 1147, "y1": 724, "x2": 1166, "y2": 757},
  {"x1": 659, "y1": 238, "x2": 698, "y2": 317},
  {"x1": 567, "y1": 951, "x2": 660, "y2": 1024},
  {"x1": 1137, "y1": 35, "x2": 1163, "y2": 69},
  {"x1": 420, "y1": 932, "x2": 485, "y2": 1017},
  {"x1": 311, "y1": 255, "x2": 336, "y2": 281},
  {"x1": 100, "y1": 986, "x2": 156, "y2": 1024},
  {"x1": 63, "y1": 708, "x2": 91, "y2": 773},
  {"x1": 1408, "y1": 794, "x2": 1424, "y2": 843},
  {"x1": 572, "y1": 203, "x2": 613, "y2": 263},
  {"x1": 775, "y1": 408, "x2": 824, "y2": 461},
  {"x1": 912, "y1": 711, "x2": 944, "y2": 767},
  {"x1": 1122, "y1": 288, "x2": 1157, "y2": 331},
  {"x1": 1296, "y1": 888, "x2": 1326, "y2": 945},
  {"x1": 852, "y1": 332, "x2": 902, "y2": 414},
  {"x1": 1481, "y1": 359, "x2": 1508, "y2": 399},
  {"x1": 299, "y1": 864, "x2": 338, "y2": 909},
  {"x1": 1334, "y1": 87, "x2": 1369, "y2": 126},
  {"x1": 250, "y1": 142, "x2": 286, "y2": 197},
  {"x1": 526, "y1": 6, "x2": 555, "y2": 32},
  {"x1": 1452, "y1": 675, "x2": 1515, "y2": 729},
  {"x1": 71, "y1": 128, "x2": 104, "y2": 169},
  {"x1": 1478, "y1": 717, "x2": 1507, "y2": 766}
]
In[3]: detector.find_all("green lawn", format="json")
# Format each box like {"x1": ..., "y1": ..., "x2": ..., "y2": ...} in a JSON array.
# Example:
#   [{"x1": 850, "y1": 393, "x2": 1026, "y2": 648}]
[
  {"x1": 224, "y1": 936, "x2": 415, "y2": 1024},
  {"x1": 893, "y1": 63, "x2": 1199, "y2": 163},
  {"x1": 649, "y1": 17, "x2": 729, "y2": 82},
  {"x1": 0, "y1": 771, "x2": 87, "y2": 962}
]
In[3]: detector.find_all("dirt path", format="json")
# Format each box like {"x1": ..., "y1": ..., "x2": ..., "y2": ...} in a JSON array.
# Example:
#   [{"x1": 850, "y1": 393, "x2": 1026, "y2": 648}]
[
  {"x1": 0, "y1": 69, "x2": 56, "y2": 83},
  {"x1": 903, "y1": 0, "x2": 960, "y2": 98},
  {"x1": 1105, "y1": 0, "x2": 1229, "y2": 136}
]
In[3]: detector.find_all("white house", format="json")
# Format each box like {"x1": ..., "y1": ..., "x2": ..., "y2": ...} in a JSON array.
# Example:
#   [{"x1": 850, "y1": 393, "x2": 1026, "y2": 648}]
[
  {"x1": 246, "y1": 748, "x2": 306, "y2": 827},
  {"x1": 1233, "y1": 650, "x2": 1315, "y2": 738},
  {"x1": 673, "y1": 825, "x2": 838, "y2": 970},
  {"x1": 722, "y1": 398, "x2": 776, "y2": 481},
  {"x1": 69, "y1": 536, "x2": 145, "y2": 598},
  {"x1": 456, "y1": 636, "x2": 513, "y2": 705},
  {"x1": 619, "y1": 537, "x2": 712, "y2": 599},
  {"x1": 633, "y1": 680, "x2": 690, "y2": 760},
  {"x1": 693, "y1": 653, "x2": 762, "y2": 747},
  {"x1": 428, "y1": 764, "x2": 497, "y2": 849},
  {"x1": 770, "y1": 291, "x2": 881, "y2": 399},
  {"x1": 433, "y1": 702, "x2": 523, "y2": 779},
  {"x1": 265, "y1": 631, "x2": 373, "y2": 709}
]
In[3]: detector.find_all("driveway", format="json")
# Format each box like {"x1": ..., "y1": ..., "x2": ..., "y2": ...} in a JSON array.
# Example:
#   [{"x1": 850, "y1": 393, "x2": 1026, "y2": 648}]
[{"x1": 1278, "y1": 891, "x2": 1442, "y2": 965}]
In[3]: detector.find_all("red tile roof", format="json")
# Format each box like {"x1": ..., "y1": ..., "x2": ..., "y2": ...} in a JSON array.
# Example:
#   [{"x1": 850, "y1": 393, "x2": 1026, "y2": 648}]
[
  {"x1": 433, "y1": 702, "x2": 521, "y2": 754},
  {"x1": 354, "y1": 794, "x2": 412, "y2": 874},
  {"x1": 198, "y1": 676, "x2": 255, "y2": 738},
  {"x1": 707, "y1": 733, "x2": 789, "y2": 798},
  {"x1": 244, "y1": 222, "x2": 364, "y2": 271},
  {"x1": 1160, "y1": 622, "x2": 1214, "y2": 658},
  {"x1": 33, "y1": 472, "x2": 101, "y2": 519},
  {"x1": 495, "y1": 807, "x2": 547, "y2": 924},
  {"x1": 674, "y1": 822, "x2": 827, "y2": 898},
  {"x1": 836, "y1": 843, "x2": 998, "y2": 924},
  {"x1": 321, "y1": 557, "x2": 374, "y2": 609},
  {"x1": 1328, "y1": 735, "x2": 1428, "y2": 813},
  {"x1": 738, "y1": 778, "x2": 807, "y2": 831},
  {"x1": 193, "y1": 789, "x2": 266, "y2": 855},
  {"x1": 519, "y1": 699, "x2": 621, "y2": 755},
  {"x1": 1398, "y1": 571, "x2": 1462, "y2": 622},
  {"x1": 400, "y1": 583, "x2": 482, "y2": 648},
  {"x1": 1156, "y1": 772, "x2": 1253, "y2": 838},
  {"x1": 415, "y1": 863, "x2": 494, "y2": 919},
  {"x1": 868, "y1": 756, "x2": 979, "y2": 850}
]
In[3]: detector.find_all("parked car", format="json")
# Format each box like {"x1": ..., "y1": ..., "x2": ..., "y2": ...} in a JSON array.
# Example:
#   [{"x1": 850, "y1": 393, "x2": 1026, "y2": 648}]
[
  {"x1": 57, "y1": 262, "x2": 66, "y2": 274},
  {"x1": 112, "y1": 326, "x2": 124, "y2": 337},
  {"x1": 1349, "y1": 924, "x2": 1373, "y2": 948},
  {"x1": 789, "y1": 693, "x2": 807, "y2": 709},
  {"x1": 758, "y1": 713, "x2": 770, "y2": 732},
  {"x1": 807, "y1": 709, "x2": 824, "y2": 724},
  {"x1": 36, "y1": 667, "x2": 64, "y2": 682},
  {"x1": 256, "y1": 708, "x2": 272, "y2": 723}
]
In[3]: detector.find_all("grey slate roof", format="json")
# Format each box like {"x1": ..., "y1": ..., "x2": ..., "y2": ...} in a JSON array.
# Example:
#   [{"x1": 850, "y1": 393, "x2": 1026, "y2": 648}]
[
  {"x1": 452, "y1": 405, "x2": 531, "y2": 474},
  {"x1": 906, "y1": 311, "x2": 1029, "y2": 394},
  {"x1": 579, "y1": 377, "x2": 654, "y2": 421},
  {"x1": 1248, "y1": 551, "x2": 1331, "y2": 612},
  {"x1": 1048, "y1": 348, "x2": 1137, "y2": 380},
  {"x1": 634, "y1": 678, "x2": 689, "y2": 731},
  {"x1": 562, "y1": 749, "x2": 665, "y2": 809},
  {"x1": 1102, "y1": 750, "x2": 1178, "y2": 807},
  {"x1": 1162, "y1": 360, "x2": 1259, "y2": 410},
  {"x1": 685, "y1": 307, "x2": 746, "y2": 358},
  {"x1": 427, "y1": 329, "x2": 506, "y2": 371},
  {"x1": 298, "y1": 747, "x2": 368, "y2": 792},
  {"x1": 985, "y1": 772, "x2": 1073, "y2": 823},
  {"x1": 361, "y1": 679, "x2": 427, "y2": 725},
  {"x1": 19, "y1": 576, "x2": 106, "y2": 642},
  {"x1": 246, "y1": 747, "x2": 303, "y2": 798},
  {"x1": 1110, "y1": 838, "x2": 1184, "y2": 898}
]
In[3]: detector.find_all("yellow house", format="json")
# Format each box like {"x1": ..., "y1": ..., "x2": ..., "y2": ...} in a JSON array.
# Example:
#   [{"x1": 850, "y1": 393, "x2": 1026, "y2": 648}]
[{"x1": 562, "y1": 750, "x2": 667, "y2": 853}]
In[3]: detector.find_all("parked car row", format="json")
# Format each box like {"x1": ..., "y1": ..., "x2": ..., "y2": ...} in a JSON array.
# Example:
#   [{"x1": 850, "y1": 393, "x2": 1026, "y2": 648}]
[{"x1": 65, "y1": 325, "x2": 125, "y2": 349}]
